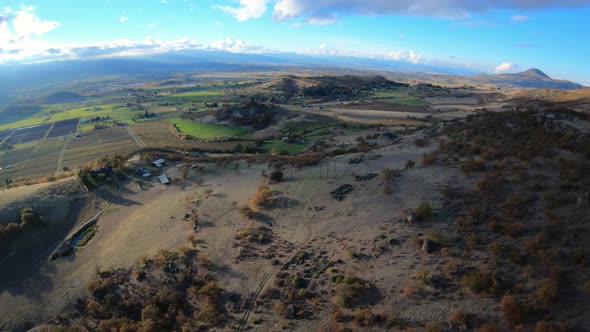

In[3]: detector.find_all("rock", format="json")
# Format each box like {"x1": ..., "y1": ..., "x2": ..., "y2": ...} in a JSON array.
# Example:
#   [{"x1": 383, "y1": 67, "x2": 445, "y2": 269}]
[
  {"x1": 422, "y1": 239, "x2": 433, "y2": 254},
  {"x1": 405, "y1": 210, "x2": 417, "y2": 223}
]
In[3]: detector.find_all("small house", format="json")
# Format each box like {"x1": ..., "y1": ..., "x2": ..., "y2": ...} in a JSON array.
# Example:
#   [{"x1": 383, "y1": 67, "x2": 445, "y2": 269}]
[
  {"x1": 152, "y1": 159, "x2": 165, "y2": 167},
  {"x1": 158, "y1": 174, "x2": 170, "y2": 185}
]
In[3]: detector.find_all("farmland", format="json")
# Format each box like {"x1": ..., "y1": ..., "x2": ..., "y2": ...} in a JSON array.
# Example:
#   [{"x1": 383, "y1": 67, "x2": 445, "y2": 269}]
[{"x1": 169, "y1": 117, "x2": 249, "y2": 138}]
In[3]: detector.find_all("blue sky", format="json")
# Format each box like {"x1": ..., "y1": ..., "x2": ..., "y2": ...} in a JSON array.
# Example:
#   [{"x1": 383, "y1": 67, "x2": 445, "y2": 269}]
[{"x1": 1, "y1": 0, "x2": 589, "y2": 85}]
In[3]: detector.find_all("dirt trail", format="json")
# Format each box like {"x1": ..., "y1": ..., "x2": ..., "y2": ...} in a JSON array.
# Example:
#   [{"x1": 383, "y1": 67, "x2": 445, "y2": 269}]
[
  {"x1": 55, "y1": 139, "x2": 69, "y2": 173},
  {"x1": 126, "y1": 126, "x2": 146, "y2": 148}
]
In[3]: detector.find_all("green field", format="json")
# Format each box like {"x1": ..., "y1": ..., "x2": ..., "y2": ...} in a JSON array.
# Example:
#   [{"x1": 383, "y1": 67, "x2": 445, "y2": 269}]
[
  {"x1": 372, "y1": 89, "x2": 425, "y2": 106},
  {"x1": 262, "y1": 140, "x2": 309, "y2": 155},
  {"x1": 168, "y1": 118, "x2": 248, "y2": 138}
]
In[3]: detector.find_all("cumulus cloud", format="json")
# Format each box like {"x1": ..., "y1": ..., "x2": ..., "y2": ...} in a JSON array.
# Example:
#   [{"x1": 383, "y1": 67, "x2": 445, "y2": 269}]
[
  {"x1": 120, "y1": 16, "x2": 129, "y2": 23},
  {"x1": 0, "y1": 34, "x2": 204, "y2": 63},
  {"x1": 218, "y1": 0, "x2": 269, "y2": 22},
  {"x1": 495, "y1": 62, "x2": 521, "y2": 73},
  {"x1": 511, "y1": 14, "x2": 529, "y2": 21},
  {"x1": 0, "y1": 5, "x2": 60, "y2": 43},
  {"x1": 384, "y1": 50, "x2": 424, "y2": 64},
  {"x1": 209, "y1": 38, "x2": 261, "y2": 53},
  {"x1": 217, "y1": 0, "x2": 590, "y2": 23}
]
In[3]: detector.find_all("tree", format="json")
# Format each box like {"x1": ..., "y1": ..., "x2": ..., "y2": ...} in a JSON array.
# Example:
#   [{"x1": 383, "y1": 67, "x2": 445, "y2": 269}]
[{"x1": 269, "y1": 170, "x2": 284, "y2": 183}]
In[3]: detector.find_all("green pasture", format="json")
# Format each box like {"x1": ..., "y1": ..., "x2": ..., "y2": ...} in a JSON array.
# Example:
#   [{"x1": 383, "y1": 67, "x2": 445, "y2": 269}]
[{"x1": 168, "y1": 118, "x2": 248, "y2": 139}]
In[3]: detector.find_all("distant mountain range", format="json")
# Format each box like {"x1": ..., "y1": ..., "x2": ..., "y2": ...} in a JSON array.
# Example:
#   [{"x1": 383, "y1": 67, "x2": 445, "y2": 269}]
[
  {"x1": 471, "y1": 68, "x2": 583, "y2": 90},
  {"x1": 0, "y1": 50, "x2": 583, "y2": 102}
]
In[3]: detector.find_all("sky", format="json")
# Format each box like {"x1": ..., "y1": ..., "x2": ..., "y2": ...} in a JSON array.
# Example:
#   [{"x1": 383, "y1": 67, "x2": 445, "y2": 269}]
[{"x1": 1, "y1": 0, "x2": 589, "y2": 85}]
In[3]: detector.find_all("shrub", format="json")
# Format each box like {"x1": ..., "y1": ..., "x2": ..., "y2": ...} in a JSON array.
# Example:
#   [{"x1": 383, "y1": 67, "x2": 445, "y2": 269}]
[
  {"x1": 403, "y1": 281, "x2": 420, "y2": 299},
  {"x1": 239, "y1": 205, "x2": 255, "y2": 219},
  {"x1": 424, "y1": 321, "x2": 444, "y2": 332},
  {"x1": 333, "y1": 276, "x2": 372, "y2": 308},
  {"x1": 533, "y1": 276, "x2": 559, "y2": 308},
  {"x1": 461, "y1": 268, "x2": 497, "y2": 295},
  {"x1": 422, "y1": 153, "x2": 436, "y2": 166},
  {"x1": 478, "y1": 322, "x2": 499, "y2": 332},
  {"x1": 461, "y1": 159, "x2": 485, "y2": 174},
  {"x1": 404, "y1": 160, "x2": 416, "y2": 169},
  {"x1": 415, "y1": 202, "x2": 434, "y2": 220},
  {"x1": 353, "y1": 308, "x2": 381, "y2": 326},
  {"x1": 444, "y1": 260, "x2": 458, "y2": 278},
  {"x1": 449, "y1": 310, "x2": 466, "y2": 327},
  {"x1": 416, "y1": 271, "x2": 431, "y2": 286},
  {"x1": 500, "y1": 294, "x2": 523, "y2": 327},
  {"x1": 534, "y1": 321, "x2": 568, "y2": 332},
  {"x1": 248, "y1": 185, "x2": 274, "y2": 211},
  {"x1": 269, "y1": 170, "x2": 284, "y2": 183}
]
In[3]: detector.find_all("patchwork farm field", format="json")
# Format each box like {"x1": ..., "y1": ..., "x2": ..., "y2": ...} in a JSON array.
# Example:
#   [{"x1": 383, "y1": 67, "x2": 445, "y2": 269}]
[
  {"x1": 46, "y1": 119, "x2": 79, "y2": 138},
  {"x1": 61, "y1": 127, "x2": 140, "y2": 169}
]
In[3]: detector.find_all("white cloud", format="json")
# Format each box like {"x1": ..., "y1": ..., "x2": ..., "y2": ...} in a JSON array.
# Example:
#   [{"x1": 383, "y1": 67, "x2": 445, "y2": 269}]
[
  {"x1": 120, "y1": 16, "x2": 129, "y2": 23},
  {"x1": 384, "y1": 50, "x2": 424, "y2": 64},
  {"x1": 0, "y1": 6, "x2": 60, "y2": 43},
  {"x1": 216, "y1": 0, "x2": 590, "y2": 23},
  {"x1": 209, "y1": 38, "x2": 261, "y2": 53},
  {"x1": 495, "y1": 62, "x2": 521, "y2": 73},
  {"x1": 511, "y1": 14, "x2": 529, "y2": 21},
  {"x1": 161, "y1": 0, "x2": 169, "y2": 4},
  {"x1": 218, "y1": 0, "x2": 269, "y2": 22},
  {"x1": 148, "y1": 21, "x2": 157, "y2": 28},
  {"x1": 215, "y1": 21, "x2": 222, "y2": 26}
]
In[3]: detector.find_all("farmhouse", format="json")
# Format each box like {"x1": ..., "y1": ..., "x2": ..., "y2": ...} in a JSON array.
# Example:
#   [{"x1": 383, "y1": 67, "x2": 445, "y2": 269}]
[
  {"x1": 152, "y1": 159, "x2": 165, "y2": 167},
  {"x1": 158, "y1": 174, "x2": 170, "y2": 185}
]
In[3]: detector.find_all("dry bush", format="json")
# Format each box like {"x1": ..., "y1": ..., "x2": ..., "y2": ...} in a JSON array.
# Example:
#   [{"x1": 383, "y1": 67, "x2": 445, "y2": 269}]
[
  {"x1": 239, "y1": 205, "x2": 255, "y2": 219},
  {"x1": 534, "y1": 321, "x2": 568, "y2": 332},
  {"x1": 477, "y1": 175, "x2": 502, "y2": 198},
  {"x1": 403, "y1": 280, "x2": 421, "y2": 299},
  {"x1": 330, "y1": 307, "x2": 347, "y2": 323},
  {"x1": 477, "y1": 322, "x2": 499, "y2": 332},
  {"x1": 424, "y1": 321, "x2": 444, "y2": 332},
  {"x1": 489, "y1": 241, "x2": 501, "y2": 258},
  {"x1": 248, "y1": 185, "x2": 274, "y2": 211},
  {"x1": 461, "y1": 159, "x2": 486, "y2": 174},
  {"x1": 333, "y1": 276, "x2": 373, "y2": 308},
  {"x1": 416, "y1": 271, "x2": 431, "y2": 286},
  {"x1": 466, "y1": 233, "x2": 478, "y2": 250},
  {"x1": 444, "y1": 260, "x2": 458, "y2": 278},
  {"x1": 353, "y1": 308, "x2": 382, "y2": 327},
  {"x1": 449, "y1": 310, "x2": 466, "y2": 327},
  {"x1": 422, "y1": 152, "x2": 437, "y2": 166},
  {"x1": 533, "y1": 276, "x2": 560, "y2": 308},
  {"x1": 500, "y1": 294, "x2": 524, "y2": 327},
  {"x1": 461, "y1": 267, "x2": 497, "y2": 295},
  {"x1": 426, "y1": 230, "x2": 444, "y2": 245},
  {"x1": 505, "y1": 223, "x2": 526, "y2": 238},
  {"x1": 415, "y1": 202, "x2": 434, "y2": 220}
]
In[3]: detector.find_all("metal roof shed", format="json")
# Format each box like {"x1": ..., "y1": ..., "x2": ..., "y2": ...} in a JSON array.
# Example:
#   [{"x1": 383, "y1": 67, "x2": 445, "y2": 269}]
[{"x1": 158, "y1": 174, "x2": 170, "y2": 184}]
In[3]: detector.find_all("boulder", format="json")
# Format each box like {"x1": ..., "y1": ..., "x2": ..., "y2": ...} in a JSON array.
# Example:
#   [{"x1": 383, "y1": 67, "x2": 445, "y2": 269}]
[
  {"x1": 405, "y1": 210, "x2": 417, "y2": 223},
  {"x1": 422, "y1": 239, "x2": 433, "y2": 254}
]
